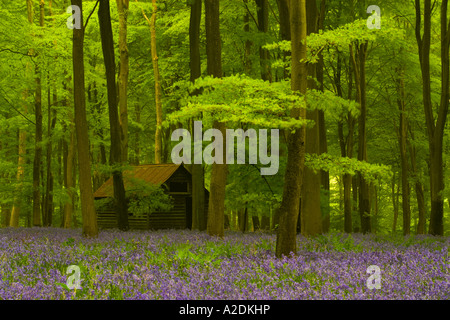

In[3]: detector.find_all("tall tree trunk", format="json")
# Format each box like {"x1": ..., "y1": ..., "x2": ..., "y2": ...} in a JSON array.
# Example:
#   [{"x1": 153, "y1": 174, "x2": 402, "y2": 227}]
[
  {"x1": 351, "y1": 42, "x2": 371, "y2": 234},
  {"x1": 239, "y1": 206, "x2": 248, "y2": 232},
  {"x1": 317, "y1": 0, "x2": 329, "y2": 233},
  {"x1": 117, "y1": 0, "x2": 130, "y2": 163},
  {"x1": 139, "y1": 0, "x2": 163, "y2": 164},
  {"x1": 272, "y1": 0, "x2": 290, "y2": 230},
  {"x1": 10, "y1": 106, "x2": 27, "y2": 227},
  {"x1": 205, "y1": 0, "x2": 227, "y2": 237},
  {"x1": 392, "y1": 173, "x2": 400, "y2": 233},
  {"x1": 396, "y1": 70, "x2": 411, "y2": 235},
  {"x1": 64, "y1": 123, "x2": 76, "y2": 229},
  {"x1": 43, "y1": 76, "x2": 57, "y2": 226},
  {"x1": 301, "y1": 0, "x2": 322, "y2": 237},
  {"x1": 98, "y1": 0, "x2": 129, "y2": 231},
  {"x1": 63, "y1": 72, "x2": 76, "y2": 228},
  {"x1": 145, "y1": 0, "x2": 163, "y2": 164},
  {"x1": 29, "y1": 0, "x2": 43, "y2": 227},
  {"x1": 244, "y1": 0, "x2": 252, "y2": 75},
  {"x1": 408, "y1": 129, "x2": 426, "y2": 234},
  {"x1": 336, "y1": 53, "x2": 355, "y2": 233},
  {"x1": 255, "y1": 0, "x2": 272, "y2": 82},
  {"x1": 276, "y1": 0, "x2": 307, "y2": 257},
  {"x1": 134, "y1": 103, "x2": 141, "y2": 165},
  {"x1": 352, "y1": 175, "x2": 359, "y2": 231},
  {"x1": 415, "y1": 0, "x2": 449, "y2": 236},
  {"x1": 339, "y1": 114, "x2": 355, "y2": 234},
  {"x1": 72, "y1": 0, "x2": 98, "y2": 237},
  {"x1": 189, "y1": 0, "x2": 205, "y2": 231},
  {"x1": 372, "y1": 183, "x2": 378, "y2": 234},
  {"x1": 0, "y1": 135, "x2": 11, "y2": 226},
  {"x1": 276, "y1": 0, "x2": 291, "y2": 80}
]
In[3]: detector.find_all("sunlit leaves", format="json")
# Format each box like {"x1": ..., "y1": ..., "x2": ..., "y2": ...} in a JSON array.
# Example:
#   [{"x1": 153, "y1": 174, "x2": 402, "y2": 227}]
[
  {"x1": 305, "y1": 153, "x2": 393, "y2": 184},
  {"x1": 166, "y1": 74, "x2": 361, "y2": 131}
]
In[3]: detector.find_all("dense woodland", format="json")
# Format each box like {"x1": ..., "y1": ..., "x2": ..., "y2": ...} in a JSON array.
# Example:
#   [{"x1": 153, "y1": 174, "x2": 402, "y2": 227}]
[{"x1": 0, "y1": 0, "x2": 449, "y2": 258}]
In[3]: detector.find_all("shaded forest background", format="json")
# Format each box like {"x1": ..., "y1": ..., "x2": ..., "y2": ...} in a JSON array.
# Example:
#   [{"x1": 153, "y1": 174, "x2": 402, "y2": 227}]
[{"x1": 0, "y1": 0, "x2": 449, "y2": 242}]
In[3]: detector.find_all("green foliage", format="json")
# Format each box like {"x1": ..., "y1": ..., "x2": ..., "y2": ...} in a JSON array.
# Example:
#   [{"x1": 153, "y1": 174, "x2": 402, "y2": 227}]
[
  {"x1": 167, "y1": 75, "x2": 309, "y2": 130},
  {"x1": 95, "y1": 179, "x2": 173, "y2": 216},
  {"x1": 0, "y1": 0, "x2": 448, "y2": 235},
  {"x1": 306, "y1": 233, "x2": 363, "y2": 253},
  {"x1": 126, "y1": 178, "x2": 173, "y2": 216},
  {"x1": 305, "y1": 153, "x2": 393, "y2": 183}
]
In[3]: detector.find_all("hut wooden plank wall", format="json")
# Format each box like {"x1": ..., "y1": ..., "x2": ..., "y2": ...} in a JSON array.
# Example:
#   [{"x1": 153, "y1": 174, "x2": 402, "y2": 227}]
[{"x1": 93, "y1": 164, "x2": 209, "y2": 230}]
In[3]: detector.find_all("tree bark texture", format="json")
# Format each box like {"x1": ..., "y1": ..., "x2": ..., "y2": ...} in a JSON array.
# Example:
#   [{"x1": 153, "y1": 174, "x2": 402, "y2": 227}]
[
  {"x1": 116, "y1": 0, "x2": 130, "y2": 163},
  {"x1": 98, "y1": 0, "x2": 129, "y2": 231},
  {"x1": 72, "y1": 0, "x2": 98, "y2": 237},
  {"x1": 205, "y1": 0, "x2": 227, "y2": 238},
  {"x1": 276, "y1": 0, "x2": 307, "y2": 258}
]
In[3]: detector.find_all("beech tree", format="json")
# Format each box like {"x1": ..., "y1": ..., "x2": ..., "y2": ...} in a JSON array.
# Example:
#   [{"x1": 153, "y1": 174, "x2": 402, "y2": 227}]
[
  {"x1": 0, "y1": 0, "x2": 448, "y2": 237},
  {"x1": 415, "y1": 0, "x2": 449, "y2": 236},
  {"x1": 301, "y1": 0, "x2": 322, "y2": 237},
  {"x1": 150, "y1": 0, "x2": 163, "y2": 164},
  {"x1": 116, "y1": 0, "x2": 130, "y2": 163},
  {"x1": 276, "y1": 0, "x2": 308, "y2": 257},
  {"x1": 98, "y1": 0, "x2": 129, "y2": 231},
  {"x1": 32, "y1": 0, "x2": 43, "y2": 227},
  {"x1": 205, "y1": 0, "x2": 227, "y2": 237},
  {"x1": 71, "y1": 0, "x2": 98, "y2": 237},
  {"x1": 189, "y1": 0, "x2": 206, "y2": 231}
]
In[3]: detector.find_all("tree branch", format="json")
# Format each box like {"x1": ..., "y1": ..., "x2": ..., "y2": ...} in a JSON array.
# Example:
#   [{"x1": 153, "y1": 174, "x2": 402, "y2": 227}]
[
  {"x1": 242, "y1": 0, "x2": 259, "y2": 29},
  {"x1": 84, "y1": 0, "x2": 100, "y2": 30},
  {"x1": 0, "y1": 92, "x2": 35, "y2": 125},
  {"x1": 0, "y1": 48, "x2": 35, "y2": 58}
]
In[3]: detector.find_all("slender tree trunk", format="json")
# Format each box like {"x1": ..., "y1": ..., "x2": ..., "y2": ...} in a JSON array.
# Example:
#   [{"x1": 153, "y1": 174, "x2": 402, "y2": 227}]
[
  {"x1": 352, "y1": 175, "x2": 358, "y2": 232},
  {"x1": 239, "y1": 206, "x2": 248, "y2": 232},
  {"x1": 396, "y1": 70, "x2": 411, "y2": 235},
  {"x1": 116, "y1": 0, "x2": 130, "y2": 163},
  {"x1": 189, "y1": 0, "x2": 205, "y2": 231},
  {"x1": 64, "y1": 122, "x2": 76, "y2": 229},
  {"x1": 415, "y1": 0, "x2": 449, "y2": 236},
  {"x1": 43, "y1": 76, "x2": 57, "y2": 226},
  {"x1": 276, "y1": 0, "x2": 291, "y2": 79},
  {"x1": 134, "y1": 104, "x2": 141, "y2": 165},
  {"x1": 255, "y1": 0, "x2": 272, "y2": 82},
  {"x1": 271, "y1": 0, "x2": 290, "y2": 229},
  {"x1": 147, "y1": 0, "x2": 163, "y2": 164},
  {"x1": 351, "y1": 42, "x2": 371, "y2": 233},
  {"x1": 244, "y1": 0, "x2": 252, "y2": 75},
  {"x1": 276, "y1": 0, "x2": 307, "y2": 257},
  {"x1": 10, "y1": 69, "x2": 29, "y2": 228},
  {"x1": 30, "y1": 0, "x2": 43, "y2": 227},
  {"x1": 317, "y1": 0, "x2": 329, "y2": 233},
  {"x1": 62, "y1": 72, "x2": 75, "y2": 228},
  {"x1": 372, "y1": 183, "x2": 378, "y2": 234},
  {"x1": 408, "y1": 130, "x2": 426, "y2": 234},
  {"x1": 98, "y1": 0, "x2": 129, "y2": 231},
  {"x1": 0, "y1": 136, "x2": 11, "y2": 226},
  {"x1": 139, "y1": 0, "x2": 163, "y2": 164},
  {"x1": 392, "y1": 173, "x2": 400, "y2": 233},
  {"x1": 10, "y1": 119, "x2": 27, "y2": 227},
  {"x1": 205, "y1": 0, "x2": 227, "y2": 237},
  {"x1": 72, "y1": 0, "x2": 98, "y2": 237},
  {"x1": 336, "y1": 54, "x2": 355, "y2": 234}
]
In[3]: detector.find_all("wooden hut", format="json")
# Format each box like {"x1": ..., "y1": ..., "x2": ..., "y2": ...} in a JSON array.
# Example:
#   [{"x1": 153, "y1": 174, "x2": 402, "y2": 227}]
[{"x1": 93, "y1": 164, "x2": 209, "y2": 230}]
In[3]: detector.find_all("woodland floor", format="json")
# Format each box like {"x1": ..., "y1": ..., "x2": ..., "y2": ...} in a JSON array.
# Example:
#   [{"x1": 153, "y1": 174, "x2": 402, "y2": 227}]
[{"x1": 0, "y1": 227, "x2": 448, "y2": 300}]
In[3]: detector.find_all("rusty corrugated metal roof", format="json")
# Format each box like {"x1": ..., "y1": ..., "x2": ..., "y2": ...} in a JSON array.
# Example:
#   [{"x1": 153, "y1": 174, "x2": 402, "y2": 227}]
[{"x1": 94, "y1": 164, "x2": 182, "y2": 198}]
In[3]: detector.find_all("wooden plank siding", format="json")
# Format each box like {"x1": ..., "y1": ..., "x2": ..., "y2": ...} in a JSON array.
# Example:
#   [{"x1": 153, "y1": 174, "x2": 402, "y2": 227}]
[{"x1": 94, "y1": 164, "x2": 209, "y2": 230}]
